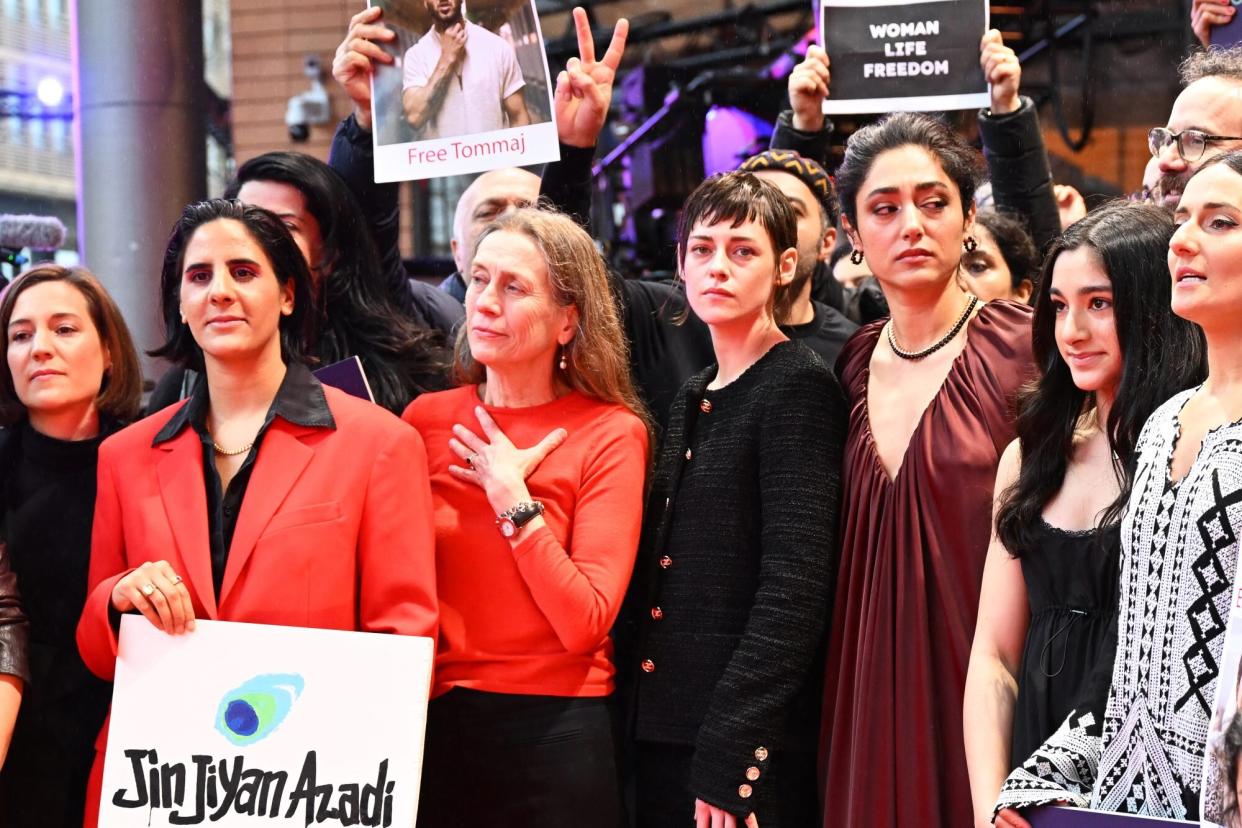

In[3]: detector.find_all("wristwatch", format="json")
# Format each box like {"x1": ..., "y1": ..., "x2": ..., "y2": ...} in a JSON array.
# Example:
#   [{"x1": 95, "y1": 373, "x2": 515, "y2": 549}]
[{"x1": 496, "y1": 501, "x2": 545, "y2": 538}]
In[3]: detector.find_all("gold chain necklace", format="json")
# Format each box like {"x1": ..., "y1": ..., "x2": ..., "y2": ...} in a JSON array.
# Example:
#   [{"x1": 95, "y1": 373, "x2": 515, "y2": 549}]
[{"x1": 211, "y1": 439, "x2": 254, "y2": 457}]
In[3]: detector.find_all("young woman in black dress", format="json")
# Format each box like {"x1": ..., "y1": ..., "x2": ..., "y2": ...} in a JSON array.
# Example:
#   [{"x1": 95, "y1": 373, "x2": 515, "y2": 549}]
[
  {"x1": 0, "y1": 264, "x2": 142, "y2": 826},
  {"x1": 963, "y1": 203, "x2": 1206, "y2": 827}
]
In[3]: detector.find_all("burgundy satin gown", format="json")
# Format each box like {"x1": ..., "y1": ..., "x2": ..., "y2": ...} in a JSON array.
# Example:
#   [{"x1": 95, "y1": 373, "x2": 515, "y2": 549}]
[{"x1": 819, "y1": 301, "x2": 1034, "y2": 827}]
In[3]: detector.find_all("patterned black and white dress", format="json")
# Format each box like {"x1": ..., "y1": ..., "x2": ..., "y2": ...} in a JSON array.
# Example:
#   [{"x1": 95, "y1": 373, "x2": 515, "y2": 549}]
[{"x1": 995, "y1": 388, "x2": 1242, "y2": 820}]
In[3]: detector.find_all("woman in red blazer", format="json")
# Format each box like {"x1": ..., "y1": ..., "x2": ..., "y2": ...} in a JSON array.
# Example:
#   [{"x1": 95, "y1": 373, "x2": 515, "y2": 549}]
[{"x1": 75, "y1": 199, "x2": 438, "y2": 827}]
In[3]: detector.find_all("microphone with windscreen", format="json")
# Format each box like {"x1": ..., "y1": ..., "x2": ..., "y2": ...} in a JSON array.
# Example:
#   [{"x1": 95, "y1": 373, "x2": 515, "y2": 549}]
[{"x1": 1, "y1": 214, "x2": 67, "y2": 283}]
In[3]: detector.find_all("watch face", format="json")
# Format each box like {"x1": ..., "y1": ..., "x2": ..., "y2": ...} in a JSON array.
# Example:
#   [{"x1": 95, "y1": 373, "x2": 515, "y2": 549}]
[{"x1": 499, "y1": 518, "x2": 516, "y2": 537}]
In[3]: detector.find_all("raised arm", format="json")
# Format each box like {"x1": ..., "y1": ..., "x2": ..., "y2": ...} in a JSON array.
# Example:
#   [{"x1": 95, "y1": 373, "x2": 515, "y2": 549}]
[
  {"x1": 977, "y1": 30, "x2": 1061, "y2": 253},
  {"x1": 964, "y1": 440, "x2": 1031, "y2": 828},
  {"x1": 540, "y1": 8, "x2": 629, "y2": 229},
  {"x1": 329, "y1": 7, "x2": 414, "y2": 318},
  {"x1": 769, "y1": 45, "x2": 834, "y2": 165}
]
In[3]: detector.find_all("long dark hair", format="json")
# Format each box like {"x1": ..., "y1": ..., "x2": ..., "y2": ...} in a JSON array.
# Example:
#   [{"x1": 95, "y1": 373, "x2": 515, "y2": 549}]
[
  {"x1": 150, "y1": 199, "x2": 316, "y2": 371},
  {"x1": 996, "y1": 202, "x2": 1206, "y2": 556},
  {"x1": 228, "y1": 151, "x2": 448, "y2": 412}
]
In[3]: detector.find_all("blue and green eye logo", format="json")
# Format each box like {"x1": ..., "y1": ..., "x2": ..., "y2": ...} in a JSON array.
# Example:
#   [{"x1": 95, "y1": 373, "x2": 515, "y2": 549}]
[{"x1": 215, "y1": 673, "x2": 304, "y2": 746}]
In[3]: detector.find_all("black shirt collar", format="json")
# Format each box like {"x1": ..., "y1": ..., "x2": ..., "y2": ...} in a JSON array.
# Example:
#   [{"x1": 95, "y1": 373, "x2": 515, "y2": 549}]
[{"x1": 153, "y1": 362, "x2": 335, "y2": 446}]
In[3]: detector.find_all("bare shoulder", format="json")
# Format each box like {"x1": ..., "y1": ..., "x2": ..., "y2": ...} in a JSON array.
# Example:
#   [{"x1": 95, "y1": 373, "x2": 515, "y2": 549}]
[{"x1": 995, "y1": 438, "x2": 1022, "y2": 493}]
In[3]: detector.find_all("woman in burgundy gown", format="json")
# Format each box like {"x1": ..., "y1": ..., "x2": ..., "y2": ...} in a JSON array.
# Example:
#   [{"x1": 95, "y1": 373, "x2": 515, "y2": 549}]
[{"x1": 819, "y1": 112, "x2": 1035, "y2": 827}]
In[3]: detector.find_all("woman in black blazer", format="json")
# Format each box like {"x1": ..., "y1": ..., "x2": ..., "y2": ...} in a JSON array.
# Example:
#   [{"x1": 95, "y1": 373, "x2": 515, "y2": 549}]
[{"x1": 624, "y1": 172, "x2": 847, "y2": 828}]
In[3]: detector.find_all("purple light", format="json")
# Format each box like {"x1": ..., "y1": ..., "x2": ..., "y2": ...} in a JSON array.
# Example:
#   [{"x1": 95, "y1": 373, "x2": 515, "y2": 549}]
[
  {"x1": 36, "y1": 77, "x2": 65, "y2": 107},
  {"x1": 702, "y1": 106, "x2": 774, "y2": 177}
]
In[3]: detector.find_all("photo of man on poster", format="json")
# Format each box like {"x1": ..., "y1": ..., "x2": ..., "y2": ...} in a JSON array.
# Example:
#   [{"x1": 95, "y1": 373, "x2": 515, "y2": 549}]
[
  {"x1": 401, "y1": 0, "x2": 531, "y2": 140},
  {"x1": 366, "y1": 0, "x2": 558, "y2": 181}
]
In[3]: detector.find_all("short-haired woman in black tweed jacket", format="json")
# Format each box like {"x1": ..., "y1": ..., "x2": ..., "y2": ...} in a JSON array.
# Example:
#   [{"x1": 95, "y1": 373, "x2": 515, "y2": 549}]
[{"x1": 623, "y1": 171, "x2": 847, "y2": 828}]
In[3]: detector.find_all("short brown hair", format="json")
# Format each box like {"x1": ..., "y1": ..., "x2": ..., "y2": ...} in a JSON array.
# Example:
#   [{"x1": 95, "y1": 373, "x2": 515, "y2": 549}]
[
  {"x1": 0, "y1": 264, "x2": 143, "y2": 426},
  {"x1": 677, "y1": 171, "x2": 798, "y2": 273},
  {"x1": 454, "y1": 208, "x2": 650, "y2": 434},
  {"x1": 677, "y1": 172, "x2": 799, "y2": 322}
]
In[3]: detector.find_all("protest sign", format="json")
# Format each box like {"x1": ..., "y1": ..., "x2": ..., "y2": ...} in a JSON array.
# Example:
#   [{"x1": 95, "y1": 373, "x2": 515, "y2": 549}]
[
  {"x1": 1200, "y1": 561, "x2": 1242, "y2": 827},
  {"x1": 369, "y1": 0, "x2": 559, "y2": 182},
  {"x1": 1210, "y1": 4, "x2": 1242, "y2": 47},
  {"x1": 314, "y1": 356, "x2": 375, "y2": 403},
  {"x1": 819, "y1": 0, "x2": 990, "y2": 115},
  {"x1": 1027, "y1": 807, "x2": 1194, "y2": 827},
  {"x1": 98, "y1": 618, "x2": 433, "y2": 827}
]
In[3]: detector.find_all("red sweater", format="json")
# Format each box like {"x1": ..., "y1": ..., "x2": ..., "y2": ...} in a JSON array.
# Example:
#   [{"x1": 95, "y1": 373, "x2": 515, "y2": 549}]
[{"x1": 403, "y1": 385, "x2": 647, "y2": 698}]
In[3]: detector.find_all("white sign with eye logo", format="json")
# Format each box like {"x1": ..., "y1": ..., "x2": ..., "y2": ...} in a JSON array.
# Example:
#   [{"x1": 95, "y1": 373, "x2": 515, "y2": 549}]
[{"x1": 98, "y1": 617, "x2": 434, "y2": 827}]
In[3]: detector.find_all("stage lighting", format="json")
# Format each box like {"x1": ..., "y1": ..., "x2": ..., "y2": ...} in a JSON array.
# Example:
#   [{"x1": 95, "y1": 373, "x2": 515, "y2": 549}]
[{"x1": 36, "y1": 77, "x2": 65, "y2": 108}]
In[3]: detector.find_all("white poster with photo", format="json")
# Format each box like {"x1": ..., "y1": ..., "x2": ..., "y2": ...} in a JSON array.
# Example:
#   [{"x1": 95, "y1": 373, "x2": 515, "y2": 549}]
[
  {"x1": 818, "y1": 0, "x2": 990, "y2": 115},
  {"x1": 98, "y1": 617, "x2": 434, "y2": 827},
  {"x1": 368, "y1": 0, "x2": 560, "y2": 182},
  {"x1": 1202, "y1": 569, "x2": 1242, "y2": 827}
]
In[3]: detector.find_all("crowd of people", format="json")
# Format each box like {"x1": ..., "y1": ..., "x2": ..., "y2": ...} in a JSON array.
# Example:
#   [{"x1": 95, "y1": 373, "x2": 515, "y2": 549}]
[{"x1": 2, "y1": 3, "x2": 1242, "y2": 827}]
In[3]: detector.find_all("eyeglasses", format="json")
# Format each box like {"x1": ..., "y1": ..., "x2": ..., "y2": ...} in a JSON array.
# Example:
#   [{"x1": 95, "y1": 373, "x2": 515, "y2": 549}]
[{"x1": 1148, "y1": 127, "x2": 1242, "y2": 162}]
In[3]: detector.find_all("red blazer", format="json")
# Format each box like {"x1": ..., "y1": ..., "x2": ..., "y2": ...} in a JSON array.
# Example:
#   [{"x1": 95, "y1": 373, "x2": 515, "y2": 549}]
[{"x1": 75, "y1": 385, "x2": 437, "y2": 826}]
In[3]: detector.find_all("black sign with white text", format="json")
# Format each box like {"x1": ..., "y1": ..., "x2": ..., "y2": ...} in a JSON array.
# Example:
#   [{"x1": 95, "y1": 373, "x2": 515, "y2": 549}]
[{"x1": 819, "y1": 0, "x2": 989, "y2": 114}]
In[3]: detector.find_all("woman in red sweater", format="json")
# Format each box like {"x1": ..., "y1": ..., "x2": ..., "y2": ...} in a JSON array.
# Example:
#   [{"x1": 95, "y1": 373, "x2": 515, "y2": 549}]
[{"x1": 402, "y1": 208, "x2": 649, "y2": 828}]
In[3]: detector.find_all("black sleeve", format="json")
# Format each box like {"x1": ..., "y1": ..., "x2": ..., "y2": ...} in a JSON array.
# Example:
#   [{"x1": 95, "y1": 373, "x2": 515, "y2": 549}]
[
  {"x1": 327, "y1": 114, "x2": 415, "y2": 317},
  {"x1": 689, "y1": 361, "x2": 847, "y2": 816},
  {"x1": 0, "y1": 544, "x2": 29, "y2": 684},
  {"x1": 407, "y1": 278, "x2": 465, "y2": 339},
  {"x1": 146, "y1": 367, "x2": 192, "y2": 416},
  {"x1": 769, "y1": 110, "x2": 834, "y2": 168},
  {"x1": 540, "y1": 142, "x2": 596, "y2": 231},
  {"x1": 977, "y1": 97, "x2": 1062, "y2": 255}
]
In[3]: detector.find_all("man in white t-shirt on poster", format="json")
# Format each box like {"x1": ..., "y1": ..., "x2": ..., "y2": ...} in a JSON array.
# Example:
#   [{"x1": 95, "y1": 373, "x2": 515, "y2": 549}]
[{"x1": 402, "y1": 0, "x2": 530, "y2": 140}]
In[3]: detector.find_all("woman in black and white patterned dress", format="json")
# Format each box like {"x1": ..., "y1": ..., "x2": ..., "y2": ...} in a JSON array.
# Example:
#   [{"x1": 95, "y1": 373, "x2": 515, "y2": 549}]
[{"x1": 994, "y1": 151, "x2": 1242, "y2": 824}]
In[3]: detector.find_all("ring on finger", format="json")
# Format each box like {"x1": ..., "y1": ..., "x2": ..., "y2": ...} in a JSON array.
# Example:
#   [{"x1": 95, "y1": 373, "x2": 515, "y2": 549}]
[
  {"x1": 467, "y1": 454, "x2": 477, "y2": 469},
  {"x1": 140, "y1": 582, "x2": 157, "y2": 597},
  {"x1": 169, "y1": 575, "x2": 183, "y2": 586}
]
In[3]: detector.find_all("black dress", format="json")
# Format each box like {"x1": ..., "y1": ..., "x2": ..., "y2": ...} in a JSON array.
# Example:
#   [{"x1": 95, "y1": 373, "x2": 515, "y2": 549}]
[
  {"x1": 1009, "y1": 518, "x2": 1120, "y2": 768},
  {"x1": 0, "y1": 420, "x2": 116, "y2": 827}
]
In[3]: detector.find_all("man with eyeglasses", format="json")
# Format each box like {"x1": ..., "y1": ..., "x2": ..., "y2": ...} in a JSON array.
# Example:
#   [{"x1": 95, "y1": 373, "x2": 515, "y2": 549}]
[{"x1": 1150, "y1": 45, "x2": 1242, "y2": 209}]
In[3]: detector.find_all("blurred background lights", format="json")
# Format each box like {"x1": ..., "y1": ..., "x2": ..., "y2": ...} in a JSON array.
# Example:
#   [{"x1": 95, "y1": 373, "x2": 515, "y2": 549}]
[{"x1": 36, "y1": 77, "x2": 66, "y2": 108}]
